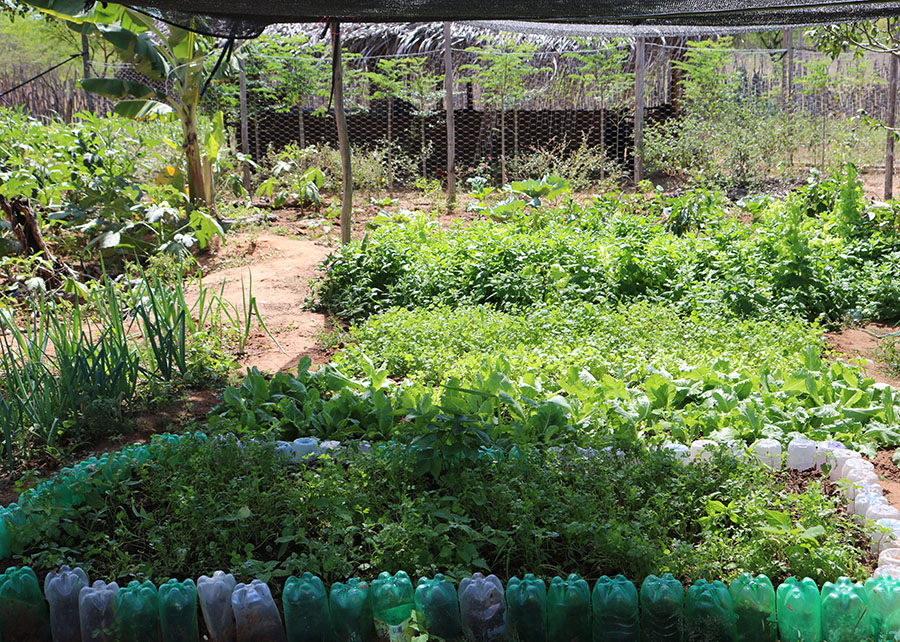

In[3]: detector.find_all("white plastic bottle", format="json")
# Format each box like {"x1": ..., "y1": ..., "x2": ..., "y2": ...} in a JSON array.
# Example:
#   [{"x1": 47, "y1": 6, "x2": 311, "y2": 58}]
[
  {"x1": 689, "y1": 440, "x2": 717, "y2": 463},
  {"x1": 830, "y1": 450, "x2": 861, "y2": 481},
  {"x1": 79, "y1": 580, "x2": 119, "y2": 642},
  {"x1": 785, "y1": 438, "x2": 816, "y2": 471},
  {"x1": 198, "y1": 571, "x2": 237, "y2": 642},
  {"x1": 752, "y1": 439, "x2": 782, "y2": 470},
  {"x1": 45, "y1": 566, "x2": 89, "y2": 642},
  {"x1": 231, "y1": 580, "x2": 286, "y2": 642}
]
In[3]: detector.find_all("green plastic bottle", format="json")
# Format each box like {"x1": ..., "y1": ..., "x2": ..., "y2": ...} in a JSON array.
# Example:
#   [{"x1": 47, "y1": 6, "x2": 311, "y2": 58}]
[
  {"x1": 507, "y1": 574, "x2": 547, "y2": 642},
  {"x1": 116, "y1": 579, "x2": 161, "y2": 642},
  {"x1": 159, "y1": 578, "x2": 199, "y2": 642},
  {"x1": 284, "y1": 572, "x2": 331, "y2": 642},
  {"x1": 414, "y1": 575, "x2": 461, "y2": 641},
  {"x1": 821, "y1": 577, "x2": 867, "y2": 642},
  {"x1": 865, "y1": 576, "x2": 900, "y2": 641},
  {"x1": 592, "y1": 575, "x2": 639, "y2": 642},
  {"x1": 640, "y1": 573, "x2": 683, "y2": 642},
  {"x1": 729, "y1": 573, "x2": 776, "y2": 642},
  {"x1": 776, "y1": 577, "x2": 821, "y2": 642},
  {"x1": 371, "y1": 571, "x2": 415, "y2": 642},
  {"x1": 0, "y1": 566, "x2": 51, "y2": 641},
  {"x1": 330, "y1": 578, "x2": 376, "y2": 642},
  {"x1": 547, "y1": 574, "x2": 590, "y2": 642},
  {"x1": 685, "y1": 579, "x2": 736, "y2": 642}
]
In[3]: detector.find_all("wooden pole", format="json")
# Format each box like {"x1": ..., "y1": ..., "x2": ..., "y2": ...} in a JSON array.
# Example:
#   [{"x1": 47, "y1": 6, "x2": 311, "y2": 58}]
[
  {"x1": 785, "y1": 29, "x2": 794, "y2": 107},
  {"x1": 332, "y1": 21, "x2": 353, "y2": 245},
  {"x1": 443, "y1": 21, "x2": 456, "y2": 209},
  {"x1": 886, "y1": 54, "x2": 898, "y2": 200},
  {"x1": 81, "y1": 34, "x2": 94, "y2": 113},
  {"x1": 634, "y1": 37, "x2": 645, "y2": 184},
  {"x1": 239, "y1": 59, "x2": 251, "y2": 192}
]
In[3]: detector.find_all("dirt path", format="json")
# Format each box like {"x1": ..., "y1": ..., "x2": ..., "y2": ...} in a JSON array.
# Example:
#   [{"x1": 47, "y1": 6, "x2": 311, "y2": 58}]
[
  {"x1": 826, "y1": 322, "x2": 900, "y2": 389},
  {"x1": 199, "y1": 233, "x2": 334, "y2": 374}
]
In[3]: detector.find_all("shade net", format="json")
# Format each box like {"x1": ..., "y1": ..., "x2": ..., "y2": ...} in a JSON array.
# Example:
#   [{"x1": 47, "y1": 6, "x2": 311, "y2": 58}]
[{"x1": 124, "y1": 0, "x2": 900, "y2": 38}]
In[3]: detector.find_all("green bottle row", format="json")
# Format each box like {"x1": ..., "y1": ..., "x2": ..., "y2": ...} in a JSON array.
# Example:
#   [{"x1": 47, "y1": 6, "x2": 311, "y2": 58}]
[{"x1": 0, "y1": 566, "x2": 895, "y2": 642}]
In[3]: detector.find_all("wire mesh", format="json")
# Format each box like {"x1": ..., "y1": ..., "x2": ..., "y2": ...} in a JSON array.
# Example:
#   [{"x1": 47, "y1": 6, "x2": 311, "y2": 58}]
[{"x1": 4, "y1": 22, "x2": 898, "y2": 196}]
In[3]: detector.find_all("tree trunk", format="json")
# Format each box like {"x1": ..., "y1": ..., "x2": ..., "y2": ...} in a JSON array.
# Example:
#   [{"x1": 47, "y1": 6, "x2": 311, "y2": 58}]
[
  {"x1": 500, "y1": 107, "x2": 507, "y2": 185},
  {"x1": 600, "y1": 103, "x2": 606, "y2": 181},
  {"x1": 298, "y1": 105, "x2": 306, "y2": 149},
  {"x1": 514, "y1": 107, "x2": 519, "y2": 162},
  {"x1": 181, "y1": 108, "x2": 213, "y2": 209},
  {"x1": 386, "y1": 97, "x2": 394, "y2": 197},
  {"x1": 0, "y1": 197, "x2": 82, "y2": 288},
  {"x1": 421, "y1": 115, "x2": 427, "y2": 178}
]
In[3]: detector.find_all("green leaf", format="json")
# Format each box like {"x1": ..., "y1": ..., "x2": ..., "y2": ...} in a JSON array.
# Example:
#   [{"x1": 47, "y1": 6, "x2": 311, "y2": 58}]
[{"x1": 80, "y1": 77, "x2": 162, "y2": 100}]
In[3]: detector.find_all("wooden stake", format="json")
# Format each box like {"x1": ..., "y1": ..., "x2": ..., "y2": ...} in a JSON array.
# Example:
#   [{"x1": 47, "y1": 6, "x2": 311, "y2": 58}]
[
  {"x1": 239, "y1": 59, "x2": 251, "y2": 192},
  {"x1": 444, "y1": 21, "x2": 456, "y2": 208},
  {"x1": 886, "y1": 54, "x2": 898, "y2": 201},
  {"x1": 634, "y1": 37, "x2": 645, "y2": 184},
  {"x1": 332, "y1": 21, "x2": 353, "y2": 245}
]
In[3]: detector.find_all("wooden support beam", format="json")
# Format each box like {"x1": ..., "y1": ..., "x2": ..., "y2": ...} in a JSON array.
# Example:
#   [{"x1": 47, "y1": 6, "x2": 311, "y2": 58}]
[
  {"x1": 444, "y1": 21, "x2": 456, "y2": 209},
  {"x1": 332, "y1": 22, "x2": 353, "y2": 245}
]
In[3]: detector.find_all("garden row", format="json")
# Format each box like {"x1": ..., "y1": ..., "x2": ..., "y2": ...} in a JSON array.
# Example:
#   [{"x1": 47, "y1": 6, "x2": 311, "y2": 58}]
[{"x1": 0, "y1": 430, "x2": 895, "y2": 641}]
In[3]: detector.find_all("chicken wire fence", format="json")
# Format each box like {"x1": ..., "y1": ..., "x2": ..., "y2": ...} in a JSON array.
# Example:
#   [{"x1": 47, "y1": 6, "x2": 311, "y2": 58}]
[
  {"x1": 219, "y1": 27, "x2": 899, "y2": 196},
  {"x1": 4, "y1": 24, "x2": 899, "y2": 194}
]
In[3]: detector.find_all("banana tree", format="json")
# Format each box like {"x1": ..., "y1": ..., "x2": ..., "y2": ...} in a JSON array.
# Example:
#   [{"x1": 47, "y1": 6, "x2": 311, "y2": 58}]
[{"x1": 24, "y1": 0, "x2": 222, "y2": 208}]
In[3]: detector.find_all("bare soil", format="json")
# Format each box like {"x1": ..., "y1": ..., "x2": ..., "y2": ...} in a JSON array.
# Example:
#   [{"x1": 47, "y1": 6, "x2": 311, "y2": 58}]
[
  {"x1": 195, "y1": 232, "x2": 333, "y2": 373},
  {"x1": 826, "y1": 322, "x2": 900, "y2": 389}
]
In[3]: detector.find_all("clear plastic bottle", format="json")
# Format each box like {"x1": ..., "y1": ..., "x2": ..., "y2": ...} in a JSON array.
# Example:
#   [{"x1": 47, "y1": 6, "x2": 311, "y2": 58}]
[
  {"x1": 820, "y1": 577, "x2": 867, "y2": 642},
  {"x1": 198, "y1": 571, "x2": 237, "y2": 642},
  {"x1": 415, "y1": 574, "x2": 461, "y2": 641},
  {"x1": 232, "y1": 580, "x2": 286, "y2": 642},
  {"x1": 729, "y1": 573, "x2": 775, "y2": 642},
  {"x1": 752, "y1": 439, "x2": 782, "y2": 470},
  {"x1": 116, "y1": 579, "x2": 160, "y2": 642},
  {"x1": 159, "y1": 578, "x2": 199, "y2": 642},
  {"x1": 44, "y1": 565, "x2": 89, "y2": 642},
  {"x1": 592, "y1": 575, "x2": 639, "y2": 642},
  {"x1": 685, "y1": 579, "x2": 736, "y2": 642},
  {"x1": 640, "y1": 573, "x2": 683, "y2": 642},
  {"x1": 786, "y1": 438, "x2": 817, "y2": 471},
  {"x1": 458, "y1": 573, "x2": 506, "y2": 642},
  {"x1": 547, "y1": 574, "x2": 590, "y2": 642},
  {"x1": 79, "y1": 580, "x2": 119, "y2": 642},
  {"x1": 284, "y1": 572, "x2": 331, "y2": 642},
  {"x1": 776, "y1": 577, "x2": 821, "y2": 642},
  {"x1": 0, "y1": 565, "x2": 51, "y2": 641},
  {"x1": 506, "y1": 574, "x2": 547, "y2": 642}
]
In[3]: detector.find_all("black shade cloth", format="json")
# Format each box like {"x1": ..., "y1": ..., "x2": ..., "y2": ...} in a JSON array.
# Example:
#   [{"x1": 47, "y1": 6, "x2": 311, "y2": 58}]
[{"x1": 126, "y1": 0, "x2": 900, "y2": 28}]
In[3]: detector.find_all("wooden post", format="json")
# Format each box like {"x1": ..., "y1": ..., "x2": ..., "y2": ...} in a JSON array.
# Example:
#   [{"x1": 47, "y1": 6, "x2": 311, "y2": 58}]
[
  {"x1": 332, "y1": 22, "x2": 353, "y2": 245},
  {"x1": 886, "y1": 54, "x2": 898, "y2": 200},
  {"x1": 634, "y1": 37, "x2": 645, "y2": 184},
  {"x1": 443, "y1": 21, "x2": 456, "y2": 208},
  {"x1": 81, "y1": 34, "x2": 94, "y2": 113},
  {"x1": 783, "y1": 30, "x2": 794, "y2": 109},
  {"x1": 239, "y1": 59, "x2": 251, "y2": 192}
]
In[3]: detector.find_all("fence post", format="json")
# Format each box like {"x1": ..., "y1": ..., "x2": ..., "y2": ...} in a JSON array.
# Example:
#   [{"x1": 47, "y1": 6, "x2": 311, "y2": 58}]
[
  {"x1": 444, "y1": 21, "x2": 456, "y2": 209},
  {"x1": 781, "y1": 30, "x2": 794, "y2": 109},
  {"x1": 332, "y1": 21, "x2": 353, "y2": 245},
  {"x1": 239, "y1": 59, "x2": 251, "y2": 193},
  {"x1": 634, "y1": 37, "x2": 645, "y2": 184},
  {"x1": 81, "y1": 34, "x2": 94, "y2": 114},
  {"x1": 886, "y1": 54, "x2": 898, "y2": 200}
]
